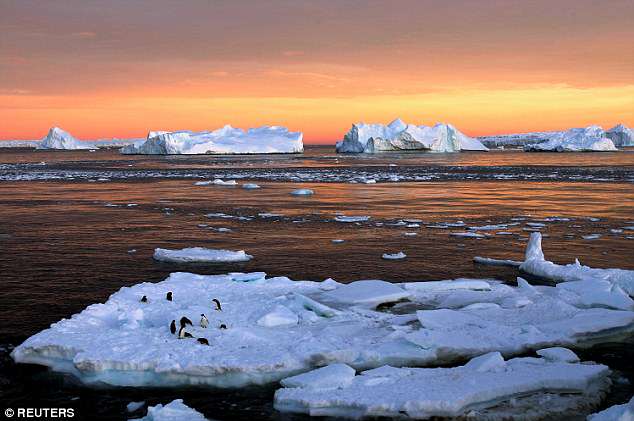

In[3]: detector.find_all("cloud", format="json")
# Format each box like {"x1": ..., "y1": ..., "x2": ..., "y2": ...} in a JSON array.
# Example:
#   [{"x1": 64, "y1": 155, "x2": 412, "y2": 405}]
[
  {"x1": 282, "y1": 50, "x2": 305, "y2": 57},
  {"x1": 71, "y1": 31, "x2": 97, "y2": 39}
]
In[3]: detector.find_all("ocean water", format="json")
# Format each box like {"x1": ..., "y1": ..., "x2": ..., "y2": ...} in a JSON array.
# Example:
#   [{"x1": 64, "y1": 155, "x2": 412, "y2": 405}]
[{"x1": 0, "y1": 146, "x2": 633, "y2": 420}]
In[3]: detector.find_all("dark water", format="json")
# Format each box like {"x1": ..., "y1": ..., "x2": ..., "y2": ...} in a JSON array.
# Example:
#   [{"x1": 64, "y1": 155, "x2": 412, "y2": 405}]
[{"x1": 0, "y1": 147, "x2": 633, "y2": 420}]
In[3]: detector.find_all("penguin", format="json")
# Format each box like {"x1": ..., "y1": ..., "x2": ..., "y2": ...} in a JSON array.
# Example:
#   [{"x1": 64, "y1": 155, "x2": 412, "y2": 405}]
[
  {"x1": 219, "y1": 324, "x2": 227, "y2": 330},
  {"x1": 180, "y1": 316, "x2": 193, "y2": 327},
  {"x1": 212, "y1": 299, "x2": 222, "y2": 311},
  {"x1": 200, "y1": 314, "x2": 209, "y2": 328},
  {"x1": 140, "y1": 295, "x2": 148, "y2": 303},
  {"x1": 170, "y1": 320, "x2": 176, "y2": 335},
  {"x1": 197, "y1": 338, "x2": 209, "y2": 346},
  {"x1": 166, "y1": 291, "x2": 173, "y2": 301},
  {"x1": 178, "y1": 326, "x2": 193, "y2": 339}
]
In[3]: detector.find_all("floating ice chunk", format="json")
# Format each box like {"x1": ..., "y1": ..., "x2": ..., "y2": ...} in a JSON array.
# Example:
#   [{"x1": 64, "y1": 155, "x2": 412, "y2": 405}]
[
  {"x1": 291, "y1": 189, "x2": 314, "y2": 196},
  {"x1": 153, "y1": 247, "x2": 252, "y2": 263},
  {"x1": 331, "y1": 239, "x2": 345, "y2": 244},
  {"x1": 402, "y1": 279, "x2": 491, "y2": 294},
  {"x1": 275, "y1": 354, "x2": 610, "y2": 419},
  {"x1": 536, "y1": 347, "x2": 580, "y2": 363},
  {"x1": 556, "y1": 280, "x2": 634, "y2": 311},
  {"x1": 121, "y1": 125, "x2": 303, "y2": 155},
  {"x1": 193, "y1": 180, "x2": 212, "y2": 186},
  {"x1": 468, "y1": 224, "x2": 508, "y2": 231},
  {"x1": 325, "y1": 280, "x2": 409, "y2": 308},
  {"x1": 229, "y1": 272, "x2": 266, "y2": 282},
  {"x1": 587, "y1": 396, "x2": 634, "y2": 421},
  {"x1": 334, "y1": 215, "x2": 371, "y2": 223},
  {"x1": 583, "y1": 234, "x2": 601, "y2": 240},
  {"x1": 135, "y1": 399, "x2": 207, "y2": 421},
  {"x1": 520, "y1": 232, "x2": 634, "y2": 295},
  {"x1": 382, "y1": 251, "x2": 406, "y2": 260},
  {"x1": 336, "y1": 119, "x2": 488, "y2": 153},
  {"x1": 37, "y1": 127, "x2": 93, "y2": 150},
  {"x1": 242, "y1": 183, "x2": 261, "y2": 189},
  {"x1": 403, "y1": 232, "x2": 418, "y2": 237},
  {"x1": 127, "y1": 401, "x2": 145, "y2": 412},
  {"x1": 450, "y1": 232, "x2": 485, "y2": 238},
  {"x1": 525, "y1": 125, "x2": 617, "y2": 152},
  {"x1": 257, "y1": 305, "x2": 299, "y2": 327},
  {"x1": 473, "y1": 256, "x2": 522, "y2": 267},
  {"x1": 280, "y1": 363, "x2": 356, "y2": 389}
]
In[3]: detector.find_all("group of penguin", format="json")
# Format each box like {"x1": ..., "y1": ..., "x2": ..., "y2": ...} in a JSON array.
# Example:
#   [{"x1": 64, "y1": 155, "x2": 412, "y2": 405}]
[{"x1": 140, "y1": 292, "x2": 225, "y2": 346}]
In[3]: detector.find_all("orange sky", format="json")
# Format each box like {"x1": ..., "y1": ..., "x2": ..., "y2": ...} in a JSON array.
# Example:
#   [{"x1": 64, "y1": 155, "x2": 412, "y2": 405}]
[{"x1": 1, "y1": 0, "x2": 633, "y2": 143}]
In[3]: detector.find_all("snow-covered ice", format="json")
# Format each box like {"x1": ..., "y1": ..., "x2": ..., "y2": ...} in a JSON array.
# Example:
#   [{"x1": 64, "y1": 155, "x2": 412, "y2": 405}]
[
  {"x1": 587, "y1": 396, "x2": 634, "y2": 421},
  {"x1": 519, "y1": 232, "x2": 634, "y2": 295},
  {"x1": 336, "y1": 118, "x2": 488, "y2": 153},
  {"x1": 525, "y1": 126, "x2": 617, "y2": 152},
  {"x1": 325, "y1": 280, "x2": 410, "y2": 308},
  {"x1": 605, "y1": 124, "x2": 634, "y2": 147},
  {"x1": 133, "y1": 399, "x2": 207, "y2": 421},
  {"x1": 275, "y1": 353, "x2": 611, "y2": 419},
  {"x1": 121, "y1": 125, "x2": 303, "y2": 155},
  {"x1": 153, "y1": 248, "x2": 252, "y2": 263},
  {"x1": 280, "y1": 363, "x2": 356, "y2": 390},
  {"x1": 37, "y1": 127, "x2": 93, "y2": 150}
]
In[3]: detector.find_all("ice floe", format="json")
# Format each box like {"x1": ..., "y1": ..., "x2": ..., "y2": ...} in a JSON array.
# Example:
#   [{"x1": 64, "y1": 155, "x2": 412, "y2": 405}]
[
  {"x1": 336, "y1": 118, "x2": 488, "y2": 153},
  {"x1": 382, "y1": 252, "x2": 406, "y2": 260},
  {"x1": 121, "y1": 125, "x2": 303, "y2": 155},
  {"x1": 274, "y1": 353, "x2": 611, "y2": 419},
  {"x1": 133, "y1": 399, "x2": 207, "y2": 421},
  {"x1": 290, "y1": 188, "x2": 314, "y2": 196},
  {"x1": 334, "y1": 215, "x2": 371, "y2": 223},
  {"x1": 525, "y1": 125, "x2": 617, "y2": 152},
  {"x1": 153, "y1": 248, "x2": 252, "y2": 263},
  {"x1": 587, "y1": 396, "x2": 634, "y2": 421},
  {"x1": 242, "y1": 183, "x2": 261, "y2": 189}
]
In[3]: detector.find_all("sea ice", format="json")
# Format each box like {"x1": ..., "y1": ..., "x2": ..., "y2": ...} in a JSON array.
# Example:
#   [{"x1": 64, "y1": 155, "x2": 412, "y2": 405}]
[
  {"x1": 153, "y1": 248, "x2": 252, "y2": 263},
  {"x1": 450, "y1": 232, "x2": 485, "y2": 238},
  {"x1": 587, "y1": 396, "x2": 634, "y2": 421},
  {"x1": 274, "y1": 353, "x2": 610, "y2": 419},
  {"x1": 382, "y1": 252, "x2": 406, "y2": 260},
  {"x1": 133, "y1": 399, "x2": 207, "y2": 421},
  {"x1": 473, "y1": 256, "x2": 522, "y2": 267},
  {"x1": 121, "y1": 125, "x2": 303, "y2": 155},
  {"x1": 525, "y1": 126, "x2": 617, "y2": 152},
  {"x1": 334, "y1": 215, "x2": 371, "y2": 223},
  {"x1": 242, "y1": 183, "x2": 261, "y2": 189},
  {"x1": 290, "y1": 189, "x2": 314, "y2": 196},
  {"x1": 325, "y1": 280, "x2": 410, "y2": 308},
  {"x1": 336, "y1": 118, "x2": 488, "y2": 153},
  {"x1": 280, "y1": 363, "x2": 356, "y2": 390}
]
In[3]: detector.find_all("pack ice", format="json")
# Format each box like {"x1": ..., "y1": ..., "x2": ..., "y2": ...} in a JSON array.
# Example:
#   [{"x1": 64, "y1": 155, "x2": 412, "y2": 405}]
[
  {"x1": 11, "y1": 271, "x2": 634, "y2": 388},
  {"x1": 275, "y1": 352, "x2": 611, "y2": 419},
  {"x1": 587, "y1": 396, "x2": 634, "y2": 421},
  {"x1": 120, "y1": 125, "x2": 303, "y2": 155},
  {"x1": 524, "y1": 125, "x2": 617, "y2": 152},
  {"x1": 335, "y1": 118, "x2": 488, "y2": 153},
  {"x1": 37, "y1": 127, "x2": 93, "y2": 150}
]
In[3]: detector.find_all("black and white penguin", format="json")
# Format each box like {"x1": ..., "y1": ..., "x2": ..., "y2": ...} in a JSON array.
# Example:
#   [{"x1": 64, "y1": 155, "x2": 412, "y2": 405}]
[
  {"x1": 178, "y1": 326, "x2": 193, "y2": 339},
  {"x1": 166, "y1": 291, "x2": 173, "y2": 301},
  {"x1": 197, "y1": 338, "x2": 209, "y2": 346},
  {"x1": 212, "y1": 299, "x2": 222, "y2": 311},
  {"x1": 200, "y1": 314, "x2": 209, "y2": 328},
  {"x1": 140, "y1": 295, "x2": 148, "y2": 303},
  {"x1": 180, "y1": 316, "x2": 193, "y2": 327},
  {"x1": 219, "y1": 324, "x2": 227, "y2": 330},
  {"x1": 170, "y1": 320, "x2": 176, "y2": 335}
]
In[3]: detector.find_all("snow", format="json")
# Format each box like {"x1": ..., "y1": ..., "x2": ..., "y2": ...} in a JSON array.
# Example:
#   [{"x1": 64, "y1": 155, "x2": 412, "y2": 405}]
[
  {"x1": 133, "y1": 399, "x2": 207, "y2": 421},
  {"x1": 274, "y1": 353, "x2": 610, "y2": 419},
  {"x1": 525, "y1": 125, "x2": 617, "y2": 152},
  {"x1": 536, "y1": 347, "x2": 580, "y2": 363},
  {"x1": 587, "y1": 396, "x2": 634, "y2": 421},
  {"x1": 382, "y1": 251, "x2": 406, "y2": 260},
  {"x1": 121, "y1": 125, "x2": 303, "y2": 155},
  {"x1": 290, "y1": 189, "x2": 314, "y2": 196},
  {"x1": 336, "y1": 118, "x2": 489, "y2": 153},
  {"x1": 280, "y1": 363, "x2": 356, "y2": 390},
  {"x1": 519, "y1": 232, "x2": 634, "y2": 295},
  {"x1": 37, "y1": 127, "x2": 93, "y2": 150},
  {"x1": 325, "y1": 280, "x2": 410, "y2": 308},
  {"x1": 605, "y1": 124, "x2": 634, "y2": 147},
  {"x1": 153, "y1": 247, "x2": 253, "y2": 263}
]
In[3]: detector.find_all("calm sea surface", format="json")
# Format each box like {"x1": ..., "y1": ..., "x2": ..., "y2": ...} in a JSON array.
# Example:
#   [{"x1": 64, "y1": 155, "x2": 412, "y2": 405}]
[{"x1": 0, "y1": 146, "x2": 633, "y2": 420}]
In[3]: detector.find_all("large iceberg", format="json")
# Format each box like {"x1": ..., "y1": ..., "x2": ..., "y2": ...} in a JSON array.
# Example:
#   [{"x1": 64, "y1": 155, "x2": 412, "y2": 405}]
[
  {"x1": 120, "y1": 125, "x2": 303, "y2": 155},
  {"x1": 335, "y1": 118, "x2": 488, "y2": 153},
  {"x1": 12, "y1": 271, "x2": 634, "y2": 388},
  {"x1": 275, "y1": 353, "x2": 611, "y2": 419},
  {"x1": 606, "y1": 124, "x2": 634, "y2": 147},
  {"x1": 524, "y1": 125, "x2": 617, "y2": 152},
  {"x1": 37, "y1": 127, "x2": 93, "y2": 150}
]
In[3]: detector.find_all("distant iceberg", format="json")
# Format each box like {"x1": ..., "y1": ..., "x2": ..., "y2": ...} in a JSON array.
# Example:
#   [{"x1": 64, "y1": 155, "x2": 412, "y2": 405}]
[
  {"x1": 524, "y1": 126, "x2": 617, "y2": 152},
  {"x1": 336, "y1": 118, "x2": 488, "y2": 153},
  {"x1": 37, "y1": 127, "x2": 93, "y2": 150},
  {"x1": 121, "y1": 125, "x2": 304, "y2": 155},
  {"x1": 605, "y1": 124, "x2": 634, "y2": 147}
]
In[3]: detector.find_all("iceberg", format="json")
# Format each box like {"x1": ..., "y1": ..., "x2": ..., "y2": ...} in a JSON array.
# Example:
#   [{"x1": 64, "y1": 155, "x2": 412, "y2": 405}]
[
  {"x1": 524, "y1": 125, "x2": 617, "y2": 152},
  {"x1": 134, "y1": 399, "x2": 207, "y2": 421},
  {"x1": 605, "y1": 124, "x2": 634, "y2": 147},
  {"x1": 274, "y1": 353, "x2": 610, "y2": 419},
  {"x1": 587, "y1": 396, "x2": 634, "y2": 421},
  {"x1": 153, "y1": 248, "x2": 253, "y2": 263},
  {"x1": 37, "y1": 127, "x2": 93, "y2": 150},
  {"x1": 336, "y1": 118, "x2": 488, "y2": 153},
  {"x1": 120, "y1": 125, "x2": 303, "y2": 155},
  {"x1": 519, "y1": 232, "x2": 634, "y2": 296}
]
